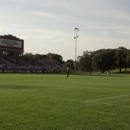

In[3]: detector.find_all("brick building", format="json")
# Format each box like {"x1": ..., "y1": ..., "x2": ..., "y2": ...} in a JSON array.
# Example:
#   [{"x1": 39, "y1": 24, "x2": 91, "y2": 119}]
[{"x1": 0, "y1": 34, "x2": 24, "y2": 57}]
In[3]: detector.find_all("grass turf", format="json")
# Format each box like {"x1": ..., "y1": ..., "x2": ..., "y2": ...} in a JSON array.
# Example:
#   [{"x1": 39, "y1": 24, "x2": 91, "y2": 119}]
[{"x1": 0, "y1": 73, "x2": 130, "y2": 130}]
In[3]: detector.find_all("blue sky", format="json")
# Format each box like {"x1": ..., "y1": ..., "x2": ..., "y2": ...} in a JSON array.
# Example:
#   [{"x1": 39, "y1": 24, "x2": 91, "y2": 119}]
[{"x1": 0, "y1": 0, "x2": 130, "y2": 61}]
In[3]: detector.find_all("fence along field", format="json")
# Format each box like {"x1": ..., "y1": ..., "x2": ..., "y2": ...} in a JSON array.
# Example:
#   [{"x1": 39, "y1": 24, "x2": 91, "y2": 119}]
[{"x1": 0, "y1": 73, "x2": 130, "y2": 130}]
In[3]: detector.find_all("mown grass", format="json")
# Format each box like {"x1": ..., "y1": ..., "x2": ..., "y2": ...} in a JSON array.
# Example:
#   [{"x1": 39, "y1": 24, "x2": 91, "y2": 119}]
[{"x1": 0, "y1": 73, "x2": 130, "y2": 130}]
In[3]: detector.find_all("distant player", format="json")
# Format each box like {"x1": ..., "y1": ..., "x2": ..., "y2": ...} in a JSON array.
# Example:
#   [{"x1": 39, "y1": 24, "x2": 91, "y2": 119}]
[
  {"x1": 107, "y1": 71, "x2": 108, "y2": 76},
  {"x1": 66, "y1": 67, "x2": 70, "y2": 78}
]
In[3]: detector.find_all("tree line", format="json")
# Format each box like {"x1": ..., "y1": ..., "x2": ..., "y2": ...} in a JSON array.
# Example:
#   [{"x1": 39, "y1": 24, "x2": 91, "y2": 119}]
[
  {"x1": 77, "y1": 47, "x2": 130, "y2": 73},
  {"x1": 23, "y1": 52, "x2": 64, "y2": 65},
  {"x1": 23, "y1": 47, "x2": 130, "y2": 72}
]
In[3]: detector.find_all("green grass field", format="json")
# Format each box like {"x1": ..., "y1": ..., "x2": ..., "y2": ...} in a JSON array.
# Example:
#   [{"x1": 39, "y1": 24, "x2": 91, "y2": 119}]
[{"x1": 0, "y1": 73, "x2": 130, "y2": 130}]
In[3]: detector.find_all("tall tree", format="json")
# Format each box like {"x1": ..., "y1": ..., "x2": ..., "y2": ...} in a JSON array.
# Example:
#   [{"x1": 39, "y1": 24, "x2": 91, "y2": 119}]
[
  {"x1": 47, "y1": 53, "x2": 63, "y2": 64},
  {"x1": 34, "y1": 54, "x2": 42, "y2": 59},
  {"x1": 92, "y1": 49, "x2": 115, "y2": 72},
  {"x1": 126, "y1": 52, "x2": 130, "y2": 68},
  {"x1": 24, "y1": 53, "x2": 34, "y2": 58},
  {"x1": 63, "y1": 59, "x2": 74, "y2": 70},
  {"x1": 78, "y1": 51, "x2": 92, "y2": 72},
  {"x1": 115, "y1": 47, "x2": 128, "y2": 72}
]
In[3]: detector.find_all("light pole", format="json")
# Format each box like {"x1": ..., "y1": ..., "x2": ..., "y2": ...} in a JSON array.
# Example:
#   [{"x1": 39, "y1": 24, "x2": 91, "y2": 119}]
[{"x1": 74, "y1": 27, "x2": 79, "y2": 71}]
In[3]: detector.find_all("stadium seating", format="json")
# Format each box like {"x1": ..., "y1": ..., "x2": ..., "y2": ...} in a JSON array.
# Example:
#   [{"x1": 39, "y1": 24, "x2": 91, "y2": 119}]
[{"x1": 0, "y1": 56, "x2": 64, "y2": 73}]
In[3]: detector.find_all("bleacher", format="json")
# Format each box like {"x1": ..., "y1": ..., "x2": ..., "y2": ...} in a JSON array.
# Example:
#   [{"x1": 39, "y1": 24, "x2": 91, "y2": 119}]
[
  {"x1": 0, "y1": 34, "x2": 65, "y2": 73},
  {"x1": 42, "y1": 60, "x2": 60, "y2": 69},
  {"x1": 0, "y1": 56, "x2": 64, "y2": 73}
]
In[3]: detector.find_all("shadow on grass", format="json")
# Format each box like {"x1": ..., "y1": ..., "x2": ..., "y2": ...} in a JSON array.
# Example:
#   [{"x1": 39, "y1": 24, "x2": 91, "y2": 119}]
[{"x1": 0, "y1": 85, "x2": 48, "y2": 90}]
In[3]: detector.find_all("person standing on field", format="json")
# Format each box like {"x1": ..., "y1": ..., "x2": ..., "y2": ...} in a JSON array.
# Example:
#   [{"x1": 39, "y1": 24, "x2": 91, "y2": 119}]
[
  {"x1": 107, "y1": 71, "x2": 108, "y2": 76},
  {"x1": 66, "y1": 67, "x2": 70, "y2": 78}
]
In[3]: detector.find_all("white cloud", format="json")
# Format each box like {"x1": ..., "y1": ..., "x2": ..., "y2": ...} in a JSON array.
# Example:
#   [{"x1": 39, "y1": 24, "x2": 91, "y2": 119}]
[
  {"x1": 0, "y1": 28, "x2": 2, "y2": 33},
  {"x1": 0, "y1": 0, "x2": 130, "y2": 61}
]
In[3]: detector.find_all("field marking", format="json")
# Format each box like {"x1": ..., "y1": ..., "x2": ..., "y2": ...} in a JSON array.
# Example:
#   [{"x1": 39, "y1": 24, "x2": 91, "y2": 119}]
[
  {"x1": 52, "y1": 94, "x2": 130, "y2": 108},
  {"x1": 19, "y1": 93, "x2": 130, "y2": 108},
  {"x1": 44, "y1": 93, "x2": 130, "y2": 102},
  {"x1": 90, "y1": 102, "x2": 130, "y2": 108},
  {"x1": 50, "y1": 94, "x2": 130, "y2": 108},
  {"x1": 84, "y1": 94, "x2": 130, "y2": 101}
]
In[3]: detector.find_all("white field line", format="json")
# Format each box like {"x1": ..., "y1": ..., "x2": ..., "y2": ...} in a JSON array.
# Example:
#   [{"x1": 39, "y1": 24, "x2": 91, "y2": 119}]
[
  {"x1": 50, "y1": 94, "x2": 130, "y2": 108},
  {"x1": 91, "y1": 102, "x2": 130, "y2": 108},
  {"x1": 84, "y1": 94, "x2": 130, "y2": 101},
  {"x1": 43, "y1": 94, "x2": 130, "y2": 102},
  {"x1": 29, "y1": 93, "x2": 130, "y2": 108},
  {"x1": 20, "y1": 93, "x2": 130, "y2": 108}
]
